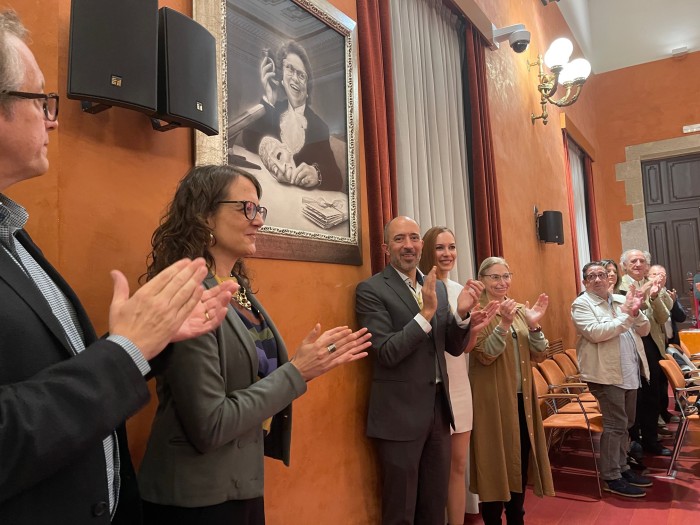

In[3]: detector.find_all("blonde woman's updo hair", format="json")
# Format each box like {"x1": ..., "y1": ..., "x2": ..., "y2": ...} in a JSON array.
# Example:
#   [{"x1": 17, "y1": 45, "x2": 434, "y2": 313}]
[{"x1": 478, "y1": 256, "x2": 510, "y2": 278}]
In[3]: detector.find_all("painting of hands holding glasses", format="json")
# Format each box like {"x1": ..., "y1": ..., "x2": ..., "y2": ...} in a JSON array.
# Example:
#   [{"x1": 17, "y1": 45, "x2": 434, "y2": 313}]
[{"x1": 201, "y1": 0, "x2": 360, "y2": 254}]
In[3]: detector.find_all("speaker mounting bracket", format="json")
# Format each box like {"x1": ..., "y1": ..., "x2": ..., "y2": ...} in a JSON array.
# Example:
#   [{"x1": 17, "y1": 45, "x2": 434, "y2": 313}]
[
  {"x1": 534, "y1": 206, "x2": 542, "y2": 242},
  {"x1": 150, "y1": 118, "x2": 181, "y2": 132},
  {"x1": 81, "y1": 100, "x2": 112, "y2": 114}
]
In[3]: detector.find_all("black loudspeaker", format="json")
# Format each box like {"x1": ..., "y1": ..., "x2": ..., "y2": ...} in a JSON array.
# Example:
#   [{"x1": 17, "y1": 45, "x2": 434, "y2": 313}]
[
  {"x1": 153, "y1": 8, "x2": 219, "y2": 136},
  {"x1": 67, "y1": 0, "x2": 158, "y2": 114},
  {"x1": 538, "y1": 211, "x2": 564, "y2": 244}
]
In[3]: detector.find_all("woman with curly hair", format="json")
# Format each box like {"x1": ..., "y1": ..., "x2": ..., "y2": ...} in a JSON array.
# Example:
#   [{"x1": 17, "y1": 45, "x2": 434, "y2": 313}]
[{"x1": 137, "y1": 164, "x2": 370, "y2": 525}]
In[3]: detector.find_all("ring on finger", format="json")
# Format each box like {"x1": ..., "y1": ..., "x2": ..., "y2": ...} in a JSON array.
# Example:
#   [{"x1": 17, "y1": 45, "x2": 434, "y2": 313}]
[{"x1": 327, "y1": 342, "x2": 337, "y2": 354}]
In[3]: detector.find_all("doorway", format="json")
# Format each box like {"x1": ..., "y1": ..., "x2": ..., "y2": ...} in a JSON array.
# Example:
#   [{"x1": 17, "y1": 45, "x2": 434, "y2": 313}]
[{"x1": 642, "y1": 153, "x2": 700, "y2": 327}]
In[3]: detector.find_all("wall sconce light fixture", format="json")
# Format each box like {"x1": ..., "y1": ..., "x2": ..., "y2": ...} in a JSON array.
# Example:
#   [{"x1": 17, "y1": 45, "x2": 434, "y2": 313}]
[{"x1": 528, "y1": 38, "x2": 591, "y2": 125}]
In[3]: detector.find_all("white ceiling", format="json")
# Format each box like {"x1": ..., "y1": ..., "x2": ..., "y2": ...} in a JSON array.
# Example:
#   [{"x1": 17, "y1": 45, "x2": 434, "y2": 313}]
[{"x1": 557, "y1": 0, "x2": 700, "y2": 74}]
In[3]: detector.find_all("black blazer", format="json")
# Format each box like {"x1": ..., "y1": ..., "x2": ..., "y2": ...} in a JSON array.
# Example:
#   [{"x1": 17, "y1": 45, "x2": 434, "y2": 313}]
[
  {"x1": 355, "y1": 266, "x2": 470, "y2": 441},
  {"x1": 0, "y1": 230, "x2": 149, "y2": 524}
]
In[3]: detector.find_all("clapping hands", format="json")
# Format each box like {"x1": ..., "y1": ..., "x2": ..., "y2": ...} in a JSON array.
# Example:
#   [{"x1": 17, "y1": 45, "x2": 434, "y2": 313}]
[
  {"x1": 621, "y1": 284, "x2": 644, "y2": 317},
  {"x1": 456, "y1": 279, "x2": 484, "y2": 319},
  {"x1": 523, "y1": 293, "x2": 549, "y2": 329},
  {"x1": 470, "y1": 300, "x2": 499, "y2": 331}
]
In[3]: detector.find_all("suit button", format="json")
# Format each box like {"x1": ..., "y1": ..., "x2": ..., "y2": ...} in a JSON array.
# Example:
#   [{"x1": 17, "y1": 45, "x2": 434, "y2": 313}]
[{"x1": 92, "y1": 501, "x2": 109, "y2": 516}]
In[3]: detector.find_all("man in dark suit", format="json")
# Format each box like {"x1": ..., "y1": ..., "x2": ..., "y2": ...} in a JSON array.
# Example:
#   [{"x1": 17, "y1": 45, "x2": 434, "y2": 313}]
[
  {"x1": 0, "y1": 11, "x2": 234, "y2": 524},
  {"x1": 355, "y1": 216, "x2": 482, "y2": 525}
]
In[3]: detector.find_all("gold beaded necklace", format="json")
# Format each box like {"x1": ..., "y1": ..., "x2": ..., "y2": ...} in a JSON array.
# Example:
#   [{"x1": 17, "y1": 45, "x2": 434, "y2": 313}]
[{"x1": 214, "y1": 274, "x2": 252, "y2": 310}]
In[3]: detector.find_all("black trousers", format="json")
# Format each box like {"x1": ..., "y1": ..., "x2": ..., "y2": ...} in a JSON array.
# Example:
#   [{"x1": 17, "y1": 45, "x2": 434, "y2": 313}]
[
  {"x1": 630, "y1": 336, "x2": 662, "y2": 449},
  {"x1": 480, "y1": 394, "x2": 530, "y2": 525},
  {"x1": 142, "y1": 497, "x2": 265, "y2": 525},
  {"x1": 658, "y1": 370, "x2": 672, "y2": 422}
]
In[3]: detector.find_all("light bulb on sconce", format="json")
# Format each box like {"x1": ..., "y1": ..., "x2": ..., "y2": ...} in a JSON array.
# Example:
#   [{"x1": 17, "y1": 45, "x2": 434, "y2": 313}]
[{"x1": 528, "y1": 37, "x2": 591, "y2": 125}]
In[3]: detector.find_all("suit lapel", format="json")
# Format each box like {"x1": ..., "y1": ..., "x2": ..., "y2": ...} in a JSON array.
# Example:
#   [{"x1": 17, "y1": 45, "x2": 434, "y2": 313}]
[
  {"x1": 204, "y1": 276, "x2": 257, "y2": 379},
  {"x1": 0, "y1": 233, "x2": 77, "y2": 355},
  {"x1": 383, "y1": 266, "x2": 420, "y2": 315},
  {"x1": 17, "y1": 230, "x2": 97, "y2": 344}
]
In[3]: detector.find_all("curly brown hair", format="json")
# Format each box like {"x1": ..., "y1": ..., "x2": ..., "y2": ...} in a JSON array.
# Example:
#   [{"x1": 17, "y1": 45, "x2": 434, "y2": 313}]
[{"x1": 144, "y1": 164, "x2": 262, "y2": 289}]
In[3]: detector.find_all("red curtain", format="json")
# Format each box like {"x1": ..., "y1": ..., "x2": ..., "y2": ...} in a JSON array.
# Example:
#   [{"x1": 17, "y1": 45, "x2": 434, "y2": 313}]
[
  {"x1": 357, "y1": 0, "x2": 398, "y2": 273},
  {"x1": 584, "y1": 155, "x2": 601, "y2": 260},
  {"x1": 465, "y1": 23, "x2": 503, "y2": 264}
]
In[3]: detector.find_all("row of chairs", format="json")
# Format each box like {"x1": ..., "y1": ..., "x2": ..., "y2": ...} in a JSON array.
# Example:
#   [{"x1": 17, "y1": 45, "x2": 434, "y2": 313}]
[
  {"x1": 532, "y1": 350, "x2": 603, "y2": 498},
  {"x1": 535, "y1": 346, "x2": 700, "y2": 497},
  {"x1": 658, "y1": 350, "x2": 700, "y2": 477}
]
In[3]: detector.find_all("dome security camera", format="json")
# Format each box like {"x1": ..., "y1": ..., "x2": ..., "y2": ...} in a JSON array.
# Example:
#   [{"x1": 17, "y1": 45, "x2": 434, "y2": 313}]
[
  {"x1": 490, "y1": 24, "x2": 531, "y2": 54},
  {"x1": 508, "y1": 29, "x2": 531, "y2": 53}
]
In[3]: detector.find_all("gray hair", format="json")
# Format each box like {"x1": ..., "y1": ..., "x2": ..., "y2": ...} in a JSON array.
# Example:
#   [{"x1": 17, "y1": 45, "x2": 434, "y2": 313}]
[
  {"x1": 620, "y1": 249, "x2": 651, "y2": 269},
  {"x1": 0, "y1": 10, "x2": 28, "y2": 115},
  {"x1": 478, "y1": 256, "x2": 510, "y2": 277}
]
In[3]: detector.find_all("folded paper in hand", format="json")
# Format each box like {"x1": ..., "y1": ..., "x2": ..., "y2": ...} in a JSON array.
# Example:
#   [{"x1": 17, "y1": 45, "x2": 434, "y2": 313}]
[{"x1": 302, "y1": 197, "x2": 348, "y2": 229}]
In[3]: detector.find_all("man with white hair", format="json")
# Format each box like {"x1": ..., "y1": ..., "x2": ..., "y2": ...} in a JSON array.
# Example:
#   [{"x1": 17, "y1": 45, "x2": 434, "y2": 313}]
[{"x1": 619, "y1": 249, "x2": 673, "y2": 456}]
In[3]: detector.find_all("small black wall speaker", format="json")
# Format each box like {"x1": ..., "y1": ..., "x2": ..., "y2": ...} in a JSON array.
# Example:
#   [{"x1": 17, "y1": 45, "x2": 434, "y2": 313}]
[
  {"x1": 67, "y1": 0, "x2": 158, "y2": 114},
  {"x1": 154, "y1": 8, "x2": 219, "y2": 136},
  {"x1": 538, "y1": 211, "x2": 564, "y2": 245}
]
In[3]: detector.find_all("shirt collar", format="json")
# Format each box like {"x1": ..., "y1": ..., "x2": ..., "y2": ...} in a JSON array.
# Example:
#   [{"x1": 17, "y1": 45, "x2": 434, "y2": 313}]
[
  {"x1": 0, "y1": 193, "x2": 28, "y2": 250},
  {"x1": 392, "y1": 266, "x2": 424, "y2": 288}
]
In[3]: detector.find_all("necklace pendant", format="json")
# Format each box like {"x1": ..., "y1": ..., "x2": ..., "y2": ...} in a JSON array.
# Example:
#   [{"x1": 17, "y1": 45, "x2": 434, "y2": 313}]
[{"x1": 234, "y1": 288, "x2": 253, "y2": 310}]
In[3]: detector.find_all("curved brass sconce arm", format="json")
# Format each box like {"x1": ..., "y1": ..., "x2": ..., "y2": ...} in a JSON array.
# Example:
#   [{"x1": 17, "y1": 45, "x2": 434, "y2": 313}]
[{"x1": 529, "y1": 45, "x2": 589, "y2": 125}]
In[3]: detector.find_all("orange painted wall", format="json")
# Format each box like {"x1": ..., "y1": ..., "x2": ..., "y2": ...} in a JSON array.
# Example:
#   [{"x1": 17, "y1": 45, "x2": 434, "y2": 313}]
[
  {"x1": 474, "y1": 0, "x2": 600, "y2": 346},
  {"x1": 587, "y1": 51, "x2": 700, "y2": 260}
]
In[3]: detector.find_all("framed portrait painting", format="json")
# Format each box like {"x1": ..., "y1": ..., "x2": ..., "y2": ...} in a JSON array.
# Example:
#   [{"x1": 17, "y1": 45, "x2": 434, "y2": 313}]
[{"x1": 194, "y1": 0, "x2": 361, "y2": 265}]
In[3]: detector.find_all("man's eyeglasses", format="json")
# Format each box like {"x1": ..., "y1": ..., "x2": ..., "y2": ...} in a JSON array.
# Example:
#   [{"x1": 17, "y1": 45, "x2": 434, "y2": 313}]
[
  {"x1": 282, "y1": 62, "x2": 308, "y2": 83},
  {"x1": 218, "y1": 200, "x2": 267, "y2": 221},
  {"x1": 1, "y1": 91, "x2": 59, "y2": 121},
  {"x1": 585, "y1": 272, "x2": 608, "y2": 282},
  {"x1": 481, "y1": 273, "x2": 514, "y2": 282}
]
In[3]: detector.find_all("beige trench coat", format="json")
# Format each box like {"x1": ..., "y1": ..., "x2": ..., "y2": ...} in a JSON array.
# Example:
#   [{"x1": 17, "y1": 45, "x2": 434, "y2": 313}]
[{"x1": 468, "y1": 301, "x2": 555, "y2": 502}]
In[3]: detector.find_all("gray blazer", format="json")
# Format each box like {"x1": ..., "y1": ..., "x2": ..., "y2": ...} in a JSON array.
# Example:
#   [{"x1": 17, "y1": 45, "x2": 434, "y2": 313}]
[
  {"x1": 138, "y1": 276, "x2": 307, "y2": 507},
  {"x1": 355, "y1": 266, "x2": 470, "y2": 441}
]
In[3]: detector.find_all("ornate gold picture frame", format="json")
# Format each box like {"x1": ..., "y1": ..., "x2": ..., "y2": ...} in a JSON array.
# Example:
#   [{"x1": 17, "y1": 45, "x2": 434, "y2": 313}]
[{"x1": 194, "y1": 0, "x2": 360, "y2": 264}]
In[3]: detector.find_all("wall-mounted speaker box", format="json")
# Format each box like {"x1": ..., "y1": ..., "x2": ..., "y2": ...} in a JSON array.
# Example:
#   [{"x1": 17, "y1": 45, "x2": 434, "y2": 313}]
[
  {"x1": 153, "y1": 7, "x2": 219, "y2": 136},
  {"x1": 538, "y1": 211, "x2": 564, "y2": 244},
  {"x1": 67, "y1": 0, "x2": 158, "y2": 114}
]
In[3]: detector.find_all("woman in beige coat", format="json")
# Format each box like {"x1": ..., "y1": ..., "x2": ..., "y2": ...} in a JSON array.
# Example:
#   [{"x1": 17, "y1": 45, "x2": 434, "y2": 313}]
[{"x1": 469, "y1": 257, "x2": 554, "y2": 525}]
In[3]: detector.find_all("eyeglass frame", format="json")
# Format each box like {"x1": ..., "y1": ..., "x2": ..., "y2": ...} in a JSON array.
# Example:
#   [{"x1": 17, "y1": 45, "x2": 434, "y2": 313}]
[
  {"x1": 217, "y1": 200, "x2": 268, "y2": 221},
  {"x1": 282, "y1": 61, "x2": 308, "y2": 83},
  {"x1": 481, "y1": 273, "x2": 514, "y2": 282},
  {"x1": 1, "y1": 91, "x2": 59, "y2": 121},
  {"x1": 584, "y1": 272, "x2": 608, "y2": 282}
]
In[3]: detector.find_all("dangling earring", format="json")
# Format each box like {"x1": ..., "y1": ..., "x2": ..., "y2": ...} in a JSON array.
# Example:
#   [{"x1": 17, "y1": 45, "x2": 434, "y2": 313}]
[{"x1": 209, "y1": 232, "x2": 216, "y2": 246}]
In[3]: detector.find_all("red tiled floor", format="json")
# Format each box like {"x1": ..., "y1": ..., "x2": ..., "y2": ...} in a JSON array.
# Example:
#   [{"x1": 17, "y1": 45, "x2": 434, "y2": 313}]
[{"x1": 464, "y1": 416, "x2": 699, "y2": 524}]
